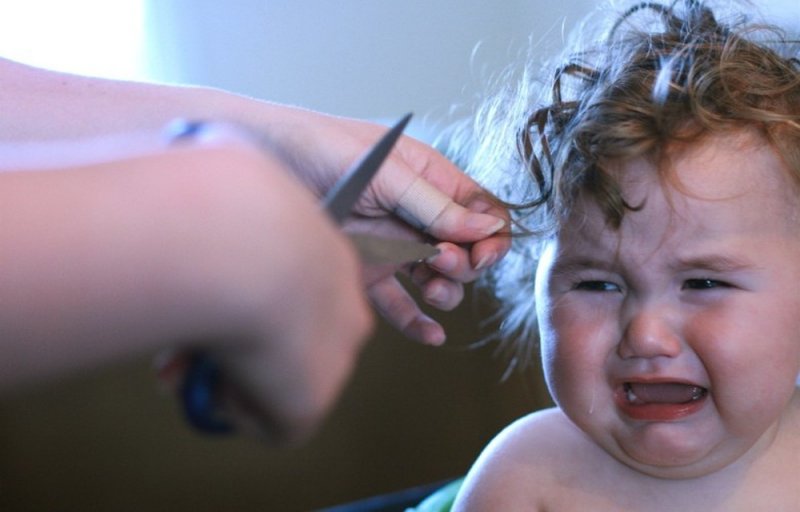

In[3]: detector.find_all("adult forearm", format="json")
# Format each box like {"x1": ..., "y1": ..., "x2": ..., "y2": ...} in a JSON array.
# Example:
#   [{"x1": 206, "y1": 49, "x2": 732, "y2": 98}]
[{"x1": 0, "y1": 57, "x2": 291, "y2": 141}]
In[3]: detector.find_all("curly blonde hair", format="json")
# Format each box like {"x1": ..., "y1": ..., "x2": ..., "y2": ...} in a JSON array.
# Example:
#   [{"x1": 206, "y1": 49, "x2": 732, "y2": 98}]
[{"x1": 458, "y1": 0, "x2": 800, "y2": 372}]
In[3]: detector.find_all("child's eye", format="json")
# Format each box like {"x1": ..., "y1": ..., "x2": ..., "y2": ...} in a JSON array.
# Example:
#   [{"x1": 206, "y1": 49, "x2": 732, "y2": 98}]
[
  {"x1": 682, "y1": 278, "x2": 730, "y2": 290},
  {"x1": 574, "y1": 280, "x2": 620, "y2": 292}
]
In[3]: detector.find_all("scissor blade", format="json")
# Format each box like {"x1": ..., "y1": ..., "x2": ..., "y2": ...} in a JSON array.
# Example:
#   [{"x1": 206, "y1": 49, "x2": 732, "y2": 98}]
[
  {"x1": 350, "y1": 234, "x2": 439, "y2": 265},
  {"x1": 323, "y1": 113, "x2": 412, "y2": 224}
]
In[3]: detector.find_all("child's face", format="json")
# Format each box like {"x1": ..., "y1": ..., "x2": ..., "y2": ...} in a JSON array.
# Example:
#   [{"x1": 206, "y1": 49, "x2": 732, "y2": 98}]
[{"x1": 534, "y1": 131, "x2": 800, "y2": 479}]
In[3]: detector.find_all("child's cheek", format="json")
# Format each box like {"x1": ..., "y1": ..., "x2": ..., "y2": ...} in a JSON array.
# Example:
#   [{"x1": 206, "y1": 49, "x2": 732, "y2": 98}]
[{"x1": 539, "y1": 297, "x2": 613, "y2": 406}]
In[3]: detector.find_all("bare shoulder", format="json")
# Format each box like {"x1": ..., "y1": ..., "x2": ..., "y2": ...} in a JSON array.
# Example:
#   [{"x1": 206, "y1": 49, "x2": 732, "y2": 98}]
[{"x1": 452, "y1": 407, "x2": 597, "y2": 511}]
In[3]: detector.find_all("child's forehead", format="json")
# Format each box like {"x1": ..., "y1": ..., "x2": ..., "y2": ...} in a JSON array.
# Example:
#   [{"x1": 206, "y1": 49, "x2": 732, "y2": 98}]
[
  {"x1": 559, "y1": 130, "x2": 800, "y2": 242},
  {"x1": 603, "y1": 130, "x2": 797, "y2": 208}
]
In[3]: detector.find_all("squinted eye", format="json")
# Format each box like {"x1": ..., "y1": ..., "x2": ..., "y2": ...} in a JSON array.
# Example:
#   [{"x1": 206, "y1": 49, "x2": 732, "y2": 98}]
[
  {"x1": 683, "y1": 278, "x2": 729, "y2": 290},
  {"x1": 575, "y1": 281, "x2": 620, "y2": 292}
]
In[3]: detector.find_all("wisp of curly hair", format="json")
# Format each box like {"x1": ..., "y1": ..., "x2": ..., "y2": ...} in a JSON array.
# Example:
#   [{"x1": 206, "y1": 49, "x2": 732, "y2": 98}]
[{"x1": 460, "y1": 0, "x2": 800, "y2": 373}]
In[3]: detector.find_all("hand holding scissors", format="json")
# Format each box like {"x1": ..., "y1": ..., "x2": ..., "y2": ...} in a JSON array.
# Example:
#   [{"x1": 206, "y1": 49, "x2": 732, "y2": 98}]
[
  {"x1": 182, "y1": 114, "x2": 438, "y2": 434},
  {"x1": 178, "y1": 113, "x2": 509, "y2": 435}
]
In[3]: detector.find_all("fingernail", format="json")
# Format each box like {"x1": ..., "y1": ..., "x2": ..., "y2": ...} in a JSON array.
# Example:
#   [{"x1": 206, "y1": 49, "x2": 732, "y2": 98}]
[
  {"x1": 466, "y1": 214, "x2": 506, "y2": 236},
  {"x1": 420, "y1": 317, "x2": 446, "y2": 346},
  {"x1": 424, "y1": 282, "x2": 449, "y2": 305},
  {"x1": 474, "y1": 252, "x2": 497, "y2": 271}
]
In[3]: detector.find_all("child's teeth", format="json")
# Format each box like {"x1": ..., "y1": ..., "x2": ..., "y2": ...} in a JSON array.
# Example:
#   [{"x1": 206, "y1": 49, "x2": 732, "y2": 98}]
[
  {"x1": 623, "y1": 382, "x2": 707, "y2": 404},
  {"x1": 626, "y1": 384, "x2": 638, "y2": 403}
]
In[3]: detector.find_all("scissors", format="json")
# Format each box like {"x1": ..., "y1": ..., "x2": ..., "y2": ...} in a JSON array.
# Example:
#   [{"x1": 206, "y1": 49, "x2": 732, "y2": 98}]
[{"x1": 181, "y1": 113, "x2": 439, "y2": 434}]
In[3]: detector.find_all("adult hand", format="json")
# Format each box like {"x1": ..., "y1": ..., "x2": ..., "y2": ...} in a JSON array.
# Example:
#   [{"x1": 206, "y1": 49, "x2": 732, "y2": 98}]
[
  {"x1": 0, "y1": 123, "x2": 374, "y2": 442},
  {"x1": 249, "y1": 106, "x2": 511, "y2": 345},
  {"x1": 173, "y1": 125, "x2": 377, "y2": 442},
  {"x1": 156, "y1": 117, "x2": 509, "y2": 440}
]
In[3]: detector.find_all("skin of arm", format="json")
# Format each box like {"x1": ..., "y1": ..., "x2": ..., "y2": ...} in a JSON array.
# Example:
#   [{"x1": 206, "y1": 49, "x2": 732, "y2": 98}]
[
  {"x1": 0, "y1": 57, "x2": 510, "y2": 344},
  {"x1": 0, "y1": 128, "x2": 374, "y2": 441}
]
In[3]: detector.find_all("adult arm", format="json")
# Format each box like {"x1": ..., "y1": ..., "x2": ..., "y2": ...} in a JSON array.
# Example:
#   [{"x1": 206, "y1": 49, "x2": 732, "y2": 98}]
[{"x1": 0, "y1": 57, "x2": 510, "y2": 344}]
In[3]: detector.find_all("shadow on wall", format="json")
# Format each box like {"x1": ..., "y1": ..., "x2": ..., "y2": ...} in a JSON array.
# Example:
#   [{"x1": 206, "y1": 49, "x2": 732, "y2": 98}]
[{"x1": 0, "y1": 287, "x2": 551, "y2": 512}]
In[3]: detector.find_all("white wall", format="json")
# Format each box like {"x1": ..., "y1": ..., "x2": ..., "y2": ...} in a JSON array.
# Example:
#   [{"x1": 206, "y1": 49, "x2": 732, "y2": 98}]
[
  {"x1": 144, "y1": 1, "x2": 594, "y2": 138},
  {"x1": 0, "y1": 1, "x2": 147, "y2": 80}
]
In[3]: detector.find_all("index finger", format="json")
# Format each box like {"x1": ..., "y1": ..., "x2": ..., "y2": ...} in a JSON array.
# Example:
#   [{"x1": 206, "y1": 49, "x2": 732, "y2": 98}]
[{"x1": 393, "y1": 174, "x2": 507, "y2": 242}]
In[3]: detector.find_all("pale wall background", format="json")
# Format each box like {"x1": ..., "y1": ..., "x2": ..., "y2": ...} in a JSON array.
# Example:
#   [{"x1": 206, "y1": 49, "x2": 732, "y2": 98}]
[
  {"x1": 144, "y1": 0, "x2": 593, "y2": 141},
  {"x1": 142, "y1": 0, "x2": 796, "y2": 137}
]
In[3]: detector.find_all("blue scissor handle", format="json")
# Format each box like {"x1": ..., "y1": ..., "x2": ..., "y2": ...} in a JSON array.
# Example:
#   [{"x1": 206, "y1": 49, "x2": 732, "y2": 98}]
[{"x1": 181, "y1": 353, "x2": 234, "y2": 434}]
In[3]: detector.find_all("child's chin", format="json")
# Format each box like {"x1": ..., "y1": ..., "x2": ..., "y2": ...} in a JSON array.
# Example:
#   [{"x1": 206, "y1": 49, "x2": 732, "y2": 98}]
[{"x1": 608, "y1": 430, "x2": 731, "y2": 480}]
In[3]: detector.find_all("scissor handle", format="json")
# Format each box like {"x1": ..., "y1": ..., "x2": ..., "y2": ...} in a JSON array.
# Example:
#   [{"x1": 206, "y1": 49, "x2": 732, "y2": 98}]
[{"x1": 181, "y1": 353, "x2": 234, "y2": 434}]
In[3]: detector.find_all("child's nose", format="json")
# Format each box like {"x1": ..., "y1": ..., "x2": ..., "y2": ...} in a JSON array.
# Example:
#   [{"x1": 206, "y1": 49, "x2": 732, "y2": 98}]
[{"x1": 618, "y1": 302, "x2": 682, "y2": 360}]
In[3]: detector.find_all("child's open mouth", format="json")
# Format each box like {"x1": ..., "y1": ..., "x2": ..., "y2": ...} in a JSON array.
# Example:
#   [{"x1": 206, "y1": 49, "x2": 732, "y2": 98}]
[
  {"x1": 624, "y1": 382, "x2": 707, "y2": 404},
  {"x1": 616, "y1": 382, "x2": 708, "y2": 421}
]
